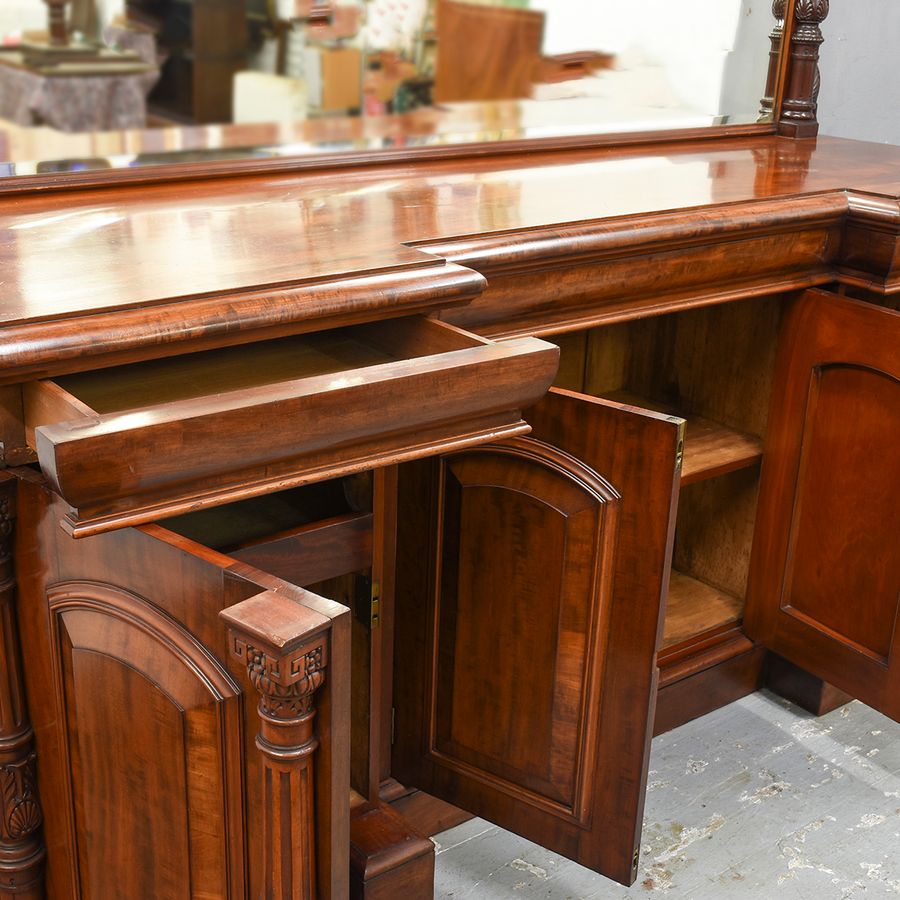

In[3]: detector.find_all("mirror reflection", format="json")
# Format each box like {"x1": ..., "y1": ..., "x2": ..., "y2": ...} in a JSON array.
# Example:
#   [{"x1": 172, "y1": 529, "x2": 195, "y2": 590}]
[{"x1": 0, "y1": 0, "x2": 781, "y2": 175}]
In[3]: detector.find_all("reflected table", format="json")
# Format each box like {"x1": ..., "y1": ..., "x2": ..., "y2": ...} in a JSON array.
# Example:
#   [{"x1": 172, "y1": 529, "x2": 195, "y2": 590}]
[{"x1": 0, "y1": 51, "x2": 157, "y2": 133}]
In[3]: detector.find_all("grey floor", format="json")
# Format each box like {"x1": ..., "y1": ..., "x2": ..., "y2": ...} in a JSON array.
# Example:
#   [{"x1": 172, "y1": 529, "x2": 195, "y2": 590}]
[{"x1": 433, "y1": 691, "x2": 900, "y2": 899}]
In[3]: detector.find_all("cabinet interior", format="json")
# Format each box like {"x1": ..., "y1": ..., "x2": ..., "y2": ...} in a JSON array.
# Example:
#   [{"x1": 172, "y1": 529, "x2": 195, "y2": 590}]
[
  {"x1": 553, "y1": 295, "x2": 787, "y2": 662},
  {"x1": 162, "y1": 473, "x2": 376, "y2": 798},
  {"x1": 161, "y1": 476, "x2": 369, "y2": 550}
]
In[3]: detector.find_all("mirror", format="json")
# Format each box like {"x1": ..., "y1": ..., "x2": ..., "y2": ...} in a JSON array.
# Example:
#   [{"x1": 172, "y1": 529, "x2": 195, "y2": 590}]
[{"x1": 0, "y1": 0, "x2": 787, "y2": 182}]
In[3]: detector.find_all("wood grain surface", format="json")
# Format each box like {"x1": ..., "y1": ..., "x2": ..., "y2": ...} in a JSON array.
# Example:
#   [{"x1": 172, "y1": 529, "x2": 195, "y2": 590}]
[{"x1": 0, "y1": 136, "x2": 899, "y2": 381}]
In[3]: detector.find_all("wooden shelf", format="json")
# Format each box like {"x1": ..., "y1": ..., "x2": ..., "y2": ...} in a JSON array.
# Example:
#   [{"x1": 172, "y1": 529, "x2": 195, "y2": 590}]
[
  {"x1": 599, "y1": 391, "x2": 763, "y2": 485},
  {"x1": 680, "y1": 416, "x2": 763, "y2": 485},
  {"x1": 662, "y1": 570, "x2": 744, "y2": 650}
]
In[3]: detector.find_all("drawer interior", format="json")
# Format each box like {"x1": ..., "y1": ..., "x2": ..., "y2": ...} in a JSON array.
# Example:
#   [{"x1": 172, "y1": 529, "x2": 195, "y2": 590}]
[
  {"x1": 20, "y1": 310, "x2": 554, "y2": 536},
  {"x1": 31, "y1": 317, "x2": 480, "y2": 420},
  {"x1": 551, "y1": 295, "x2": 788, "y2": 667}
]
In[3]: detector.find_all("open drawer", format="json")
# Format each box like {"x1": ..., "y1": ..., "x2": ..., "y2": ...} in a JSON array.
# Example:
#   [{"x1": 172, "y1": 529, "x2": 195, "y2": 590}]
[{"x1": 23, "y1": 316, "x2": 558, "y2": 536}]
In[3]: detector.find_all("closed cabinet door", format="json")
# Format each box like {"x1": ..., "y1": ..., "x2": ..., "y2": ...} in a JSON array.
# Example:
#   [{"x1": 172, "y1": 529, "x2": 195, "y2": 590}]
[
  {"x1": 13, "y1": 476, "x2": 350, "y2": 900},
  {"x1": 746, "y1": 289, "x2": 900, "y2": 720},
  {"x1": 393, "y1": 388, "x2": 683, "y2": 886}
]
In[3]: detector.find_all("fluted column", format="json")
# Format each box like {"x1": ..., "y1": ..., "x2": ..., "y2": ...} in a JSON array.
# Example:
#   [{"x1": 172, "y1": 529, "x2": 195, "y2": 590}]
[{"x1": 222, "y1": 593, "x2": 329, "y2": 900}]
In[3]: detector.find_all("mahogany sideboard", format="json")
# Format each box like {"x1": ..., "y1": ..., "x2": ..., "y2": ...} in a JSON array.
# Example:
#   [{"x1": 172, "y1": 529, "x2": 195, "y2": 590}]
[{"x1": 0, "y1": 128, "x2": 898, "y2": 899}]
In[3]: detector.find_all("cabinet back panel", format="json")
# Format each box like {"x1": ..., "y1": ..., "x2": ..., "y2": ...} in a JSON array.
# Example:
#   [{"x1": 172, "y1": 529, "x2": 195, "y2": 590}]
[
  {"x1": 549, "y1": 331, "x2": 588, "y2": 392},
  {"x1": 673, "y1": 468, "x2": 760, "y2": 602},
  {"x1": 666, "y1": 298, "x2": 784, "y2": 438},
  {"x1": 577, "y1": 296, "x2": 787, "y2": 438}
]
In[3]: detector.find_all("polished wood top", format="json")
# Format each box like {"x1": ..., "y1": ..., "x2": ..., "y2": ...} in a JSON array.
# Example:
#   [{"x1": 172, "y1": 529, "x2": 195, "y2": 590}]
[{"x1": 0, "y1": 134, "x2": 897, "y2": 376}]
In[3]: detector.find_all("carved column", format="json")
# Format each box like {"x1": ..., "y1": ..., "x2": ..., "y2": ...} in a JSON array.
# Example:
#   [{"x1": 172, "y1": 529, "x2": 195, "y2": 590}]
[
  {"x1": 758, "y1": 0, "x2": 787, "y2": 121},
  {"x1": 0, "y1": 478, "x2": 44, "y2": 899},
  {"x1": 778, "y1": 0, "x2": 830, "y2": 137},
  {"x1": 221, "y1": 593, "x2": 329, "y2": 900}
]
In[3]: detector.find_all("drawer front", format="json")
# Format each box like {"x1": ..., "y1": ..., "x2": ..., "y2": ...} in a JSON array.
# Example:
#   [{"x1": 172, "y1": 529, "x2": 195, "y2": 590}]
[{"x1": 25, "y1": 318, "x2": 559, "y2": 535}]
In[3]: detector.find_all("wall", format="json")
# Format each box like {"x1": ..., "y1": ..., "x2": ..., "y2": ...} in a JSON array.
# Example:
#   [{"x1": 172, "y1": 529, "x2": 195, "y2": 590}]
[
  {"x1": 528, "y1": 0, "x2": 770, "y2": 117},
  {"x1": 817, "y1": 0, "x2": 900, "y2": 145},
  {"x1": 0, "y1": 1, "x2": 46, "y2": 38}
]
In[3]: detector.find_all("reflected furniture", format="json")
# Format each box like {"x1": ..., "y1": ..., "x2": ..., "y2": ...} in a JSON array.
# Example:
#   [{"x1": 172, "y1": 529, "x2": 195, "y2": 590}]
[
  {"x1": 0, "y1": 2, "x2": 898, "y2": 898},
  {"x1": 434, "y1": 0, "x2": 544, "y2": 103},
  {"x1": 127, "y1": 0, "x2": 248, "y2": 123},
  {"x1": 0, "y1": 53, "x2": 156, "y2": 131}
]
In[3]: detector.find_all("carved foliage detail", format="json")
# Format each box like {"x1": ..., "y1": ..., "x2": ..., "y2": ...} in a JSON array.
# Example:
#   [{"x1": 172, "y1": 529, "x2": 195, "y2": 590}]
[
  {"x1": 0, "y1": 754, "x2": 42, "y2": 842},
  {"x1": 231, "y1": 638, "x2": 326, "y2": 720},
  {"x1": 795, "y1": 0, "x2": 829, "y2": 24},
  {"x1": 793, "y1": 0, "x2": 829, "y2": 42},
  {"x1": 0, "y1": 496, "x2": 12, "y2": 543}
]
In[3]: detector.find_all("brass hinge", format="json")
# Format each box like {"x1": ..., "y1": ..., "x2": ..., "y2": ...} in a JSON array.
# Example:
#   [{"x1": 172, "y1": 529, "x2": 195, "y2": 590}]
[
  {"x1": 674, "y1": 418, "x2": 686, "y2": 471},
  {"x1": 370, "y1": 580, "x2": 381, "y2": 629}
]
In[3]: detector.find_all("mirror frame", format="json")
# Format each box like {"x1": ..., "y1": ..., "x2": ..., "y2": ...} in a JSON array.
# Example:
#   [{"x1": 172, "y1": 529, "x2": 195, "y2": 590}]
[{"x1": 0, "y1": 0, "x2": 829, "y2": 196}]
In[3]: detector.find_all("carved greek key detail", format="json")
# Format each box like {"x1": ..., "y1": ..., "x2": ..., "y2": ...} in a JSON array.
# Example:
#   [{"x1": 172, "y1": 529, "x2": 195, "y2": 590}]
[
  {"x1": 0, "y1": 754, "x2": 42, "y2": 842},
  {"x1": 230, "y1": 637, "x2": 326, "y2": 720}
]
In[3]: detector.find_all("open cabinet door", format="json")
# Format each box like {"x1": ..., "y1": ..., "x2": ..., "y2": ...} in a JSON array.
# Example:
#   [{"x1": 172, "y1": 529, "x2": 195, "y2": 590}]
[
  {"x1": 746, "y1": 289, "x2": 900, "y2": 720},
  {"x1": 393, "y1": 388, "x2": 683, "y2": 886}
]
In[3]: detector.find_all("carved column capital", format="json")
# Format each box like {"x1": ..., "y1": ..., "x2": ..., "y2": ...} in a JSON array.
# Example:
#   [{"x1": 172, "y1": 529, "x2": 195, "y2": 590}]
[
  {"x1": 233, "y1": 638, "x2": 326, "y2": 723},
  {"x1": 793, "y1": 0, "x2": 829, "y2": 49},
  {"x1": 795, "y1": 0, "x2": 829, "y2": 25}
]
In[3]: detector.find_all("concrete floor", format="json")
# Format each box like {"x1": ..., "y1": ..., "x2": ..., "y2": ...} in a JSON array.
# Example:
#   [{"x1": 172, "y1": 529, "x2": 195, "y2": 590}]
[{"x1": 433, "y1": 691, "x2": 900, "y2": 898}]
